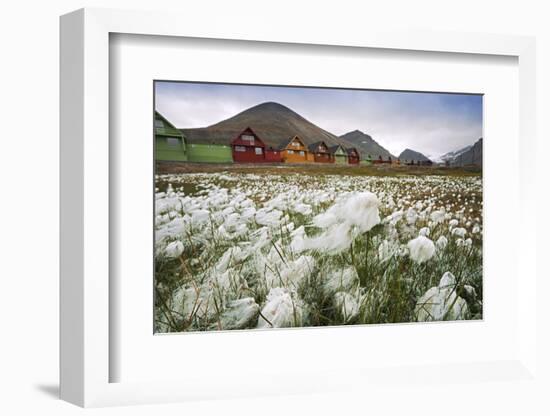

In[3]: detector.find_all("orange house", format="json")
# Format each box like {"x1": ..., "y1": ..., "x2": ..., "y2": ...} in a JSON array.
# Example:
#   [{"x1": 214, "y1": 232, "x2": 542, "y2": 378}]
[{"x1": 281, "y1": 136, "x2": 311, "y2": 163}]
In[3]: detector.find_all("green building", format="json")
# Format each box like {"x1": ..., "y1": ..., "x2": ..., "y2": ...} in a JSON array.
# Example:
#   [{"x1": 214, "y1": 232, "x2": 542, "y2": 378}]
[
  {"x1": 329, "y1": 145, "x2": 348, "y2": 164},
  {"x1": 155, "y1": 111, "x2": 187, "y2": 162},
  {"x1": 180, "y1": 127, "x2": 234, "y2": 163},
  {"x1": 361, "y1": 154, "x2": 373, "y2": 166},
  {"x1": 187, "y1": 143, "x2": 233, "y2": 163}
]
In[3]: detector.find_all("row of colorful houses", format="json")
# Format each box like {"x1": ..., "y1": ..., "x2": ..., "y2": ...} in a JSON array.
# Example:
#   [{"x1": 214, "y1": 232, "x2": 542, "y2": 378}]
[
  {"x1": 155, "y1": 111, "x2": 365, "y2": 165},
  {"x1": 372, "y1": 156, "x2": 433, "y2": 166}
]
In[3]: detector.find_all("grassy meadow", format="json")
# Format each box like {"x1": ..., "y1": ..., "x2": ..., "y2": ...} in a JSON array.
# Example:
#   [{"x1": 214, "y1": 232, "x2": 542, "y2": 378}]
[{"x1": 154, "y1": 164, "x2": 482, "y2": 333}]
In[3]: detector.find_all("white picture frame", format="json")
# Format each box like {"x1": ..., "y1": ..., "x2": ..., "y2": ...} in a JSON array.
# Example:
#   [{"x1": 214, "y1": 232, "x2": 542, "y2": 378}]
[{"x1": 60, "y1": 8, "x2": 538, "y2": 408}]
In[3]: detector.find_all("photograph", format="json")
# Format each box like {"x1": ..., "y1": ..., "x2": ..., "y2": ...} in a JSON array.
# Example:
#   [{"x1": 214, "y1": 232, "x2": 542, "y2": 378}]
[{"x1": 153, "y1": 81, "x2": 483, "y2": 333}]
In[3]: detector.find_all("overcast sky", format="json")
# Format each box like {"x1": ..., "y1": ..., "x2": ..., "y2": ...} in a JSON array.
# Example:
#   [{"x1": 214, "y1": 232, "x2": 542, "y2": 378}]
[{"x1": 155, "y1": 81, "x2": 482, "y2": 157}]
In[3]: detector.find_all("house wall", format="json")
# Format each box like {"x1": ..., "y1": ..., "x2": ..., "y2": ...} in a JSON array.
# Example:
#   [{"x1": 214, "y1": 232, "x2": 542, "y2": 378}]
[
  {"x1": 348, "y1": 156, "x2": 360, "y2": 165},
  {"x1": 187, "y1": 143, "x2": 233, "y2": 163},
  {"x1": 314, "y1": 153, "x2": 332, "y2": 163},
  {"x1": 333, "y1": 154, "x2": 347, "y2": 164},
  {"x1": 282, "y1": 149, "x2": 309, "y2": 163},
  {"x1": 155, "y1": 136, "x2": 188, "y2": 162},
  {"x1": 265, "y1": 149, "x2": 283, "y2": 162},
  {"x1": 232, "y1": 145, "x2": 266, "y2": 163}
]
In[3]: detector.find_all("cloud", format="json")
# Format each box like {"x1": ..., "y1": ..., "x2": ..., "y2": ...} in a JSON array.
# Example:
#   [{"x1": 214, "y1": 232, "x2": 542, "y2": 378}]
[{"x1": 155, "y1": 82, "x2": 482, "y2": 157}]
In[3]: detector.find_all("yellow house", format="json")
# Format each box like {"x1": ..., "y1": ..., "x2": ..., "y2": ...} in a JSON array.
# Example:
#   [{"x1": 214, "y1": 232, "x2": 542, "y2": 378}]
[{"x1": 281, "y1": 136, "x2": 311, "y2": 163}]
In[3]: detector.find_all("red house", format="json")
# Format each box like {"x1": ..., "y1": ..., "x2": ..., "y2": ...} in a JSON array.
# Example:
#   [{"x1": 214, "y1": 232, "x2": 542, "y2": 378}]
[
  {"x1": 231, "y1": 127, "x2": 266, "y2": 163},
  {"x1": 308, "y1": 141, "x2": 332, "y2": 163},
  {"x1": 346, "y1": 148, "x2": 360, "y2": 164},
  {"x1": 373, "y1": 155, "x2": 392, "y2": 165},
  {"x1": 265, "y1": 147, "x2": 283, "y2": 162}
]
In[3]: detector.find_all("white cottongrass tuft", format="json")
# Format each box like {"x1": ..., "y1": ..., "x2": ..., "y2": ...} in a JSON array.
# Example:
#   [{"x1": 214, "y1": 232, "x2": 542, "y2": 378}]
[
  {"x1": 452, "y1": 227, "x2": 467, "y2": 238},
  {"x1": 435, "y1": 235, "x2": 448, "y2": 250},
  {"x1": 257, "y1": 288, "x2": 303, "y2": 328},
  {"x1": 334, "y1": 291, "x2": 360, "y2": 322},
  {"x1": 406, "y1": 208, "x2": 418, "y2": 225},
  {"x1": 415, "y1": 272, "x2": 468, "y2": 321},
  {"x1": 213, "y1": 297, "x2": 260, "y2": 330},
  {"x1": 419, "y1": 227, "x2": 430, "y2": 237},
  {"x1": 164, "y1": 240, "x2": 184, "y2": 258},
  {"x1": 265, "y1": 255, "x2": 315, "y2": 288},
  {"x1": 407, "y1": 235, "x2": 436, "y2": 264},
  {"x1": 429, "y1": 209, "x2": 446, "y2": 224},
  {"x1": 340, "y1": 192, "x2": 381, "y2": 233},
  {"x1": 312, "y1": 211, "x2": 338, "y2": 228},
  {"x1": 324, "y1": 267, "x2": 359, "y2": 294},
  {"x1": 305, "y1": 192, "x2": 380, "y2": 254}
]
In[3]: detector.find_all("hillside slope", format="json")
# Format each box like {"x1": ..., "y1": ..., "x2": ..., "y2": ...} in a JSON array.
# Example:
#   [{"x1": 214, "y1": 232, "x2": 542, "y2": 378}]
[
  {"x1": 398, "y1": 148, "x2": 431, "y2": 163},
  {"x1": 339, "y1": 130, "x2": 395, "y2": 159},
  {"x1": 181, "y1": 102, "x2": 349, "y2": 149}
]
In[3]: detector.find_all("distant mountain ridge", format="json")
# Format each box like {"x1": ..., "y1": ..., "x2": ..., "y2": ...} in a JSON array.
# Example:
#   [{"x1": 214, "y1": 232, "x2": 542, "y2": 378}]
[
  {"x1": 338, "y1": 130, "x2": 395, "y2": 159},
  {"x1": 451, "y1": 138, "x2": 482, "y2": 167},
  {"x1": 181, "y1": 102, "x2": 351, "y2": 150},
  {"x1": 434, "y1": 145, "x2": 473, "y2": 164},
  {"x1": 398, "y1": 148, "x2": 431, "y2": 163}
]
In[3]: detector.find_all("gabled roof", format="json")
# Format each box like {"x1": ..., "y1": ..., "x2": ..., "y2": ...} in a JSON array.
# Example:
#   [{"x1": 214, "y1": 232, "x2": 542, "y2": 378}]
[
  {"x1": 155, "y1": 111, "x2": 183, "y2": 137},
  {"x1": 346, "y1": 147, "x2": 359, "y2": 156},
  {"x1": 230, "y1": 126, "x2": 265, "y2": 146},
  {"x1": 281, "y1": 135, "x2": 306, "y2": 150},
  {"x1": 328, "y1": 144, "x2": 346, "y2": 154},
  {"x1": 307, "y1": 141, "x2": 330, "y2": 152}
]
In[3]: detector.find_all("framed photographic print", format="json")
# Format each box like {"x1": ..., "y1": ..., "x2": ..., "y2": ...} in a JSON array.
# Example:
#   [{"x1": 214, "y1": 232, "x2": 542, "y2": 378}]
[{"x1": 60, "y1": 8, "x2": 538, "y2": 408}]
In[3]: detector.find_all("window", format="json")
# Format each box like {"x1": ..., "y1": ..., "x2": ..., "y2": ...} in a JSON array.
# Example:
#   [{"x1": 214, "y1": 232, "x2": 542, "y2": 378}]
[
  {"x1": 299, "y1": 151, "x2": 305, "y2": 156},
  {"x1": 155, "y1": 119, "x2": 164, "y2": 128},
  {"x1": 166, "y1": 137, "x2": 180, "y2": 147},
  {"x1": 235, "y1": 146, "x2": 246, "y2": 152},
  {"x1": 255, "y1": 147, "x2": 263, "y2": 155},
  {"x1": 287, "y1": 150, "x2": 294, "y2": 154},
  {"x1": 292, "y1": 141, "x2": 299, "y2": 147},
  {"x1": 241, "y1": 134, "x2": 255, "y2": 142}
]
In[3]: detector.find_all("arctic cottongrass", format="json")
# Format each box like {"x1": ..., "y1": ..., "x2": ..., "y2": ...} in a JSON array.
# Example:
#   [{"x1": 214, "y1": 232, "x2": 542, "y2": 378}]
[
  {"x1": 164, "y1": 240, "x2": 184, "y2": 258},
  {"x1": 407, "y1": 236, "x2": 436, "y2": 264},
  {"x1": 452, "y1": 227, "x2": 467, "y2": 238},
  {"x1": 155, "y1": 170, "x2": 483, "y2": 332},
  {"x1": 305, "y1": 222, "x2": 353, "y2": 254},
  {"x1": 257, "y1": 288, "x2": 303, "y2": 328},
  {"x1": 406, "y1": 208, "x2": 418, "y2": 225},
  {"x1": 341, "y1": 192, "x2": 381, "y2": 233},
  {"x1": 415, "y1": 272, "x2": 469, "y2": 321},
  {"x1": 213, "y1": 297, "x2": 260, "y2": 330},
  {"x1": 265, "y1": 255, "x2": 315, "y2": 288},
  {"x1": 429, "y1": 209, "x2": 446, "y2": 224},
  {"x1": 324, "y1": 267, "x2": 359, "y2": 294},
  {"x1": 334, "y1": 291, "x2": 360, "y2": 322},
  {"x1": 419, "y1": 227, "x2": 430, "y2": 237},
  {"x1": 436, "y1": 235, "x2": 448, "y2": 250},
  {"x1": 378, "y1": 239, "x2": 398, "y2": 262}
]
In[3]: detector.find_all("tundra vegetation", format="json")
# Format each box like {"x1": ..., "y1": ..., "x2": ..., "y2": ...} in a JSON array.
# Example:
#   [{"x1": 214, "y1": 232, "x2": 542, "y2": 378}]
[{"x1": 154, "y1": 166, "x2": 482, "y2": 333}]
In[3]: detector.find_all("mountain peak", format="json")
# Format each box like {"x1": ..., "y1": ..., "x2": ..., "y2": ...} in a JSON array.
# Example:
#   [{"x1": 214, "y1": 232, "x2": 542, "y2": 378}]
[
  {"x1": 398, "y1": 148, "x2": 431, "y2": 162},
  {"x1": 339, "y1": 130, "x2": 395, "y2": 159},
  {"x1": 246, "y1": 101, "x2": 296, "y2": 114},
  {"x1": 181, "y1": 101, "x2": 345, "y2": 149}
]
